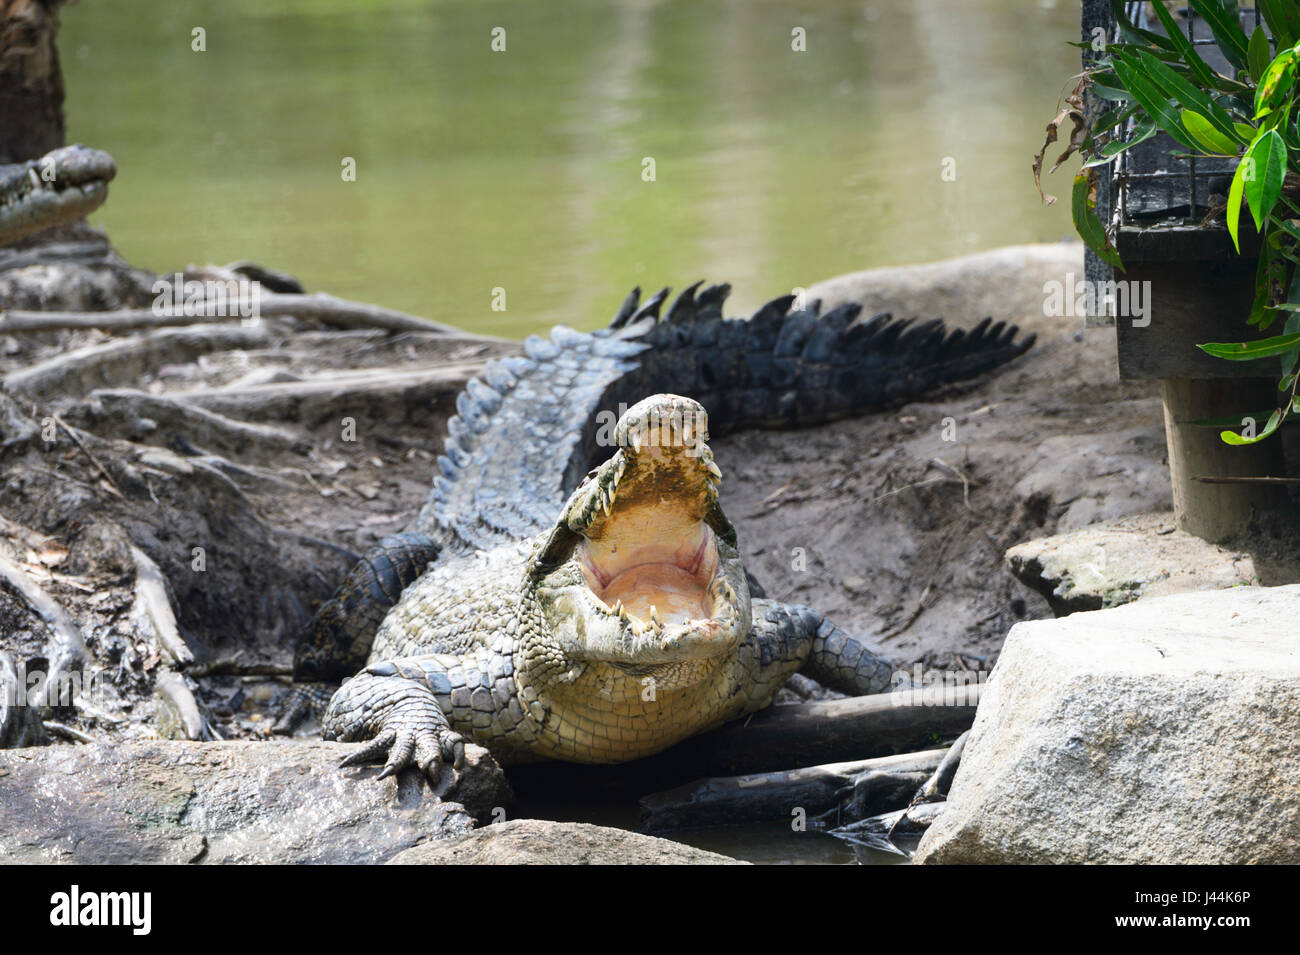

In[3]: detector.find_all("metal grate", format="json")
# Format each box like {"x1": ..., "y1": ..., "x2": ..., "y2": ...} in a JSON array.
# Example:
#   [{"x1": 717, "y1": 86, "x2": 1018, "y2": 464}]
[{"x1": 1088, "y1": 2, "x2": 1265, "y2": 232}]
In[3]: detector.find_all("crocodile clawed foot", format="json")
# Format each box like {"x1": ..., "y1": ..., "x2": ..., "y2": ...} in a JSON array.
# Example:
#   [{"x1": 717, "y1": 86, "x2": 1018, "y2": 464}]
[
  {"x1": 339, "y1": 721, "x2": 465, "y2": 781},
  {"x1": 324, "y1": 675, "x2": 466, "y2": 783}
]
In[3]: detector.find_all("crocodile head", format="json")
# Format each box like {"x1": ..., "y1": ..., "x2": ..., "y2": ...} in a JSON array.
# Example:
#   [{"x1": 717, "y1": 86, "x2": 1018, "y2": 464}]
[
  {"x1": 528, "y1": 394, "x2": 751, "y2": 672},
  {"x1": 0, "y1": 145, "x2": 116, "y2": 246}
]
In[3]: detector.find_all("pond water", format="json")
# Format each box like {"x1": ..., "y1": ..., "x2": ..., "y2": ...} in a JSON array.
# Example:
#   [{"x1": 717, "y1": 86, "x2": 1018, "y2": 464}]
[{"x1": 62, "y1": 0, "x2": 1078, "y2": 339}]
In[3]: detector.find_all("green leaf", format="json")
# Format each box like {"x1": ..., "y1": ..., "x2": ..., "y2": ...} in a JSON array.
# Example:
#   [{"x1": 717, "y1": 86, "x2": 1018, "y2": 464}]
[
  {"x1": 1091, "y1": 103, "x2": 1139, "y2": 136},
  {"x1": 1090, "y1": 83, "x2": 1133, "y2": 103},
  {"x1": 1151, "y1": 0, "x2": 1229, "y2": 90},
  {"x1": 1254, "y1": 48, "x2": 1297, "y2": 119},
  {"x1": 1110, "y1": 52, "x2": 1197, "y2": 149},
  {"x1": 1260, "y1": 0, "x2": 1300, "y2": 50},
  {"x1": 1244, "y1": 129, "x2": 1288, "y2": 229},
  {"x1": 1181, "y1": 108, "x2": 1241, "y2": 153},
  {"x1": 1220, "y1": 409, "x2": 1282, "y2": 445},
  {"x1": 1235, "y1": 121, "x2": 1259, "y2": 140},
  {"x1": 1108, "y1": 0, "x2": 1178, "y2": 51},
  {"x1": 1199, "y1": 332, "x2": 1300, "y2": 360},
  {"x1": 1188, "y1": 410, "x2": 1277, "y2": 427},
  {"x1": 1189, "y1": 0, "x2": 1250, "y2": 72},
  {"x1": 1227, "y1": 151, "x2": 1249, "y2": 252},
  {"x1": 1071, "y1": 171, "x2": 1122, "y2": 270},
  {"x1": 1250, "y1": 241, "x2": 1286, "y2": 329},
  {"x1": 1131, "y1": 49, "x2": 1243, "y2": 145},
  {"x1": 1248, "y1": 26, "x2": 1272, "y2": 83},
  {"x1": 1084, "y1": 116, "x2": 1158, "y2": 166}
]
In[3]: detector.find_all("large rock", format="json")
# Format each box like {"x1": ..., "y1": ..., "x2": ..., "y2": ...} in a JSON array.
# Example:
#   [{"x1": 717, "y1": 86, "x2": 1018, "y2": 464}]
[
  {"x1": 1006, "y1": 512, "x2": 1264, "y2": 615},
  {"x1": 388, "y1": 819, "x2": 747, "y2": 865},
  {"x1": 915, "y1": 584, "x2": 1300, "y2": 864},
  {"x1": 0, "y1": 739, "x2": 509, "y2": 864}
]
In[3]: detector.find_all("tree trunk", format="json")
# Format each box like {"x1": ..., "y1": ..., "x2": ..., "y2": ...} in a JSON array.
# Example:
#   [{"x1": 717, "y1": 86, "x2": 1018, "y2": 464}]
[{"x1": 0, "y1": 0, "x2": 66, "y2": 162}]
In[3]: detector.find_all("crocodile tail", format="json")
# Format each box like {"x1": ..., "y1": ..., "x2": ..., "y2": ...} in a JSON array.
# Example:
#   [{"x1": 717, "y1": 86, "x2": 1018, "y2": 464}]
[
  {"x1": 625, "y1": 282, "x2": 1036, "y2": 434},
  {"x1": 416, "y1": 282, "x2": 1034, "y2": 553}
]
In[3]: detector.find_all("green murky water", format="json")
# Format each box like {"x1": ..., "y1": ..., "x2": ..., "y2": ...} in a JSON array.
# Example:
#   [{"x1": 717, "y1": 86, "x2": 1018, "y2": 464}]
[{"x1": 61, "y1": 0, "x2": 1079, "y2": 339}]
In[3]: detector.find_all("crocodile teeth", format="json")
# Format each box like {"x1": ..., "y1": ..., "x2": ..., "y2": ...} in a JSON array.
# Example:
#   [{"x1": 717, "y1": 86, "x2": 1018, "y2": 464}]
[
  {"x1": 706, "y1": 460, "x2": 722, "y2": 481},
  {"x1": 28, "y1": 168, "x2": 42, "y2": 190}
]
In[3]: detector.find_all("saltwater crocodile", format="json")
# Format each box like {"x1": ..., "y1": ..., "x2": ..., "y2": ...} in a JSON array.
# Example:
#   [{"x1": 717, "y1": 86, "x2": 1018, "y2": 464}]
[
  {"x1": 289, "y1": 283, "x2": 1036, "y2": 777},
  {"x1": 0, "y1": 143, "x2": 115, "y2": 246}
]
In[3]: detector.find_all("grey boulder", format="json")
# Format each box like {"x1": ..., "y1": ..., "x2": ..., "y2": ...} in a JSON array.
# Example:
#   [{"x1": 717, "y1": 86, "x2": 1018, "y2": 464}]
[{"x1": 916, "y1": 584, "x2": 1300, "y2": 864}]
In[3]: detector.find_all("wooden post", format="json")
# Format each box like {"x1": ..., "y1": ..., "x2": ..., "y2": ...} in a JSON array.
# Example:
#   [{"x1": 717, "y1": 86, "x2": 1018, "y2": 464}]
[
  {"x1": 1160, "y1": 378, "x2": 1289, "y2": 542},
  {"x1": 1113, "y1": 240, "x2": 1294, "y2": 543}
]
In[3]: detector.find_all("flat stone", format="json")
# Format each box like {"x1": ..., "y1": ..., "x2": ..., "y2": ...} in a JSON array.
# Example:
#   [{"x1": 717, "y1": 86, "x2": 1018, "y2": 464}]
[
  {"x1": 387, "y1": 819, "x2": 748, "y2": 865},
  {"x1": 0, "y1": 739, "x2": 509, "y2": 864},
  {"x1": 1006, "y1": 512, "x2": 1261, "y2": 615},
  {"x1": 915, "y1": 584, "x2": 1300, "y2": 864}
]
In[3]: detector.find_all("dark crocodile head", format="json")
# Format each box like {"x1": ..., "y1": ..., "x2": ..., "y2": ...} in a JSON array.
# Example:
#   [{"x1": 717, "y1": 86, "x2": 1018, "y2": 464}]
[
  {"x1": 529, "y1": 394, "x2": 752, "y2": 667},
  {"x1": 0, "y1": 144, "x2": 116, "y2": 246}
]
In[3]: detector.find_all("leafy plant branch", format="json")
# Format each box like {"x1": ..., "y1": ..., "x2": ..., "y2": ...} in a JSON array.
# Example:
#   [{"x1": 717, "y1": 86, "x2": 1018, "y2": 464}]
[{"x1": 1040, "y1": 0, "x2": 1300, "y2": 446}]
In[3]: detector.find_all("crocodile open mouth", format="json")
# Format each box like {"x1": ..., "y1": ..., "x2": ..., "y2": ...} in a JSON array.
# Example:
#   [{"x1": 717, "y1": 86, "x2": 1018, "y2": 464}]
[
  {"x1": 579, "y1": 508, "x2": 724, "y2": 630},
  {"x1": 568, "y1": 394, "x2": 744, "y2": 642},
  {"x1": 532, "y1": 394, "x2": 751, "y2": 664}
]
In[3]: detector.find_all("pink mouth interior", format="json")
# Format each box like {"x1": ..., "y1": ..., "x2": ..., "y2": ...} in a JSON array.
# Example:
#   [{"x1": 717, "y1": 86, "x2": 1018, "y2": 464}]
[{"x1": 581, "y1": 517, "x2": 717, "y2": 626}]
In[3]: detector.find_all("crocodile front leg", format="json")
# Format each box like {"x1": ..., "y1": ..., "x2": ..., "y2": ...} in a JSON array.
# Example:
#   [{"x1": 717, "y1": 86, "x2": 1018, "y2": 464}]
[
  {"x1": 275, "y1": 533, "x2": 441, "y2": 736},
  {"x1": 323, "y1": 645, "x2": 533, "y2": 777},
  {"x1": 741, "y1": 599, "x2": 896, "y2": 706}
]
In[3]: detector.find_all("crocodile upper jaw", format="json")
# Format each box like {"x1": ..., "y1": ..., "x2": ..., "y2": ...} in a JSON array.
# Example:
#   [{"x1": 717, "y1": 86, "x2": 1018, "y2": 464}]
[{"x1": 0, "y1": 145, "x2": 116, "y2": 247}]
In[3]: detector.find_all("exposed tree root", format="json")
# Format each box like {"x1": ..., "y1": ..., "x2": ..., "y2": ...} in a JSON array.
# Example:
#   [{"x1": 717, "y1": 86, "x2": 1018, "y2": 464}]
[
  {"x1": 129, "y1": 545, "x2": 193, "y2": 667},
  {"x1": 639, "y1": 748, "x2": 946, "y2": 831},
  {"x1": 4, "y1": 325, "x2": 272, "y2": 400},
  {"x1": 0, "y1": 291, "x2": 501, "y2": 336},
  {"x1": 0, "y1": 553, "x2": 87, "y2": 709},
  {"x1": 171, "y1": 361, "x2": 488, "y2": 427},
  {"x1": 67, "y1": 388, "x2": 309, "y2": 459}
]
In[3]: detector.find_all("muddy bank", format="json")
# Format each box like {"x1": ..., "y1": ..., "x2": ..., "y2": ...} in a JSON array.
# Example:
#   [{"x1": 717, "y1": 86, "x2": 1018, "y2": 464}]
[{"x1": 0, "y1": 242, "x2": 1173, "y2": 750}]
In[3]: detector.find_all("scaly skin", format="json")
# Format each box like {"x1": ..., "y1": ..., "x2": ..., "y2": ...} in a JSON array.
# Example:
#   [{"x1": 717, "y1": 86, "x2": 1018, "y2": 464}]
[
  {"x1": 321, "y1": 395, "x2": 896, "y2": 774},
  {"x1": 293, "y1": 281, "x2": 1034, "y2": 699},
  {"x1": 304, "y1": 284, "x2": 1033, "y2": 777}
]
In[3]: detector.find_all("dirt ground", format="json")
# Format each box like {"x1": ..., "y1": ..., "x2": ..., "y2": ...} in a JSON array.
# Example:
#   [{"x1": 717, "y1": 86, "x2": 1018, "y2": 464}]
[
  {"x1": 0, "y1": 242, "x2": 1231, "y2": 746},
  {"x1": 719, "y1": 328, "x2": 1168, "y2": 672}
]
